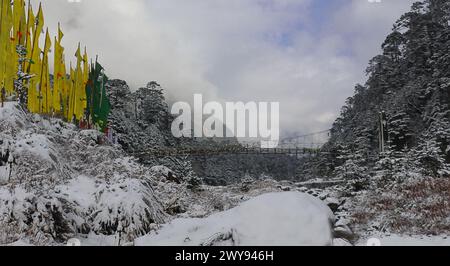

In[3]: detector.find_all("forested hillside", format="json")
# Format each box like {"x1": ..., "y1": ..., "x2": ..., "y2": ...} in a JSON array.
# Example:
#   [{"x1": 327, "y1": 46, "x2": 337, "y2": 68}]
[
  {"x1": 319, "y1": 0, "x2": 450, "y2": 180},
  {"x1": 314, "y1": 0, "x2": 450, "y2": 236}
]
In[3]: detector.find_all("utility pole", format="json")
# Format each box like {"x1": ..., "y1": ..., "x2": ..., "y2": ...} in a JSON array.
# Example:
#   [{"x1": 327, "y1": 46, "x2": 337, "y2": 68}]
[
  {"x1": 379, "y1": 112, "x2": 383, "y2": 153},
  {"x1": 379, "y1": 111, "x2": 387, "y2": 153}
]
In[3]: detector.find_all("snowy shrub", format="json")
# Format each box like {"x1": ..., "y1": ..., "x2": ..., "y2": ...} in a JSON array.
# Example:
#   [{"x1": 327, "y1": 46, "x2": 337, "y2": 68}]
[
  {"x1": 187, "y1": 175, "x2": 203, "y2": 191},
  {"x1": 91, "y1": 178, "x2": 166, "y2": 241},
  {"x1": 351, "y1": 177, "x2": 450, "y2": 235},
  {"x1": 240, "y1": 174, "x2": 255, "y2": 192},
  {"x1": 0, "y1": 186, "x2": 76, "y2": 245},
  {"x1": 0, "y1": 103, "x2": 170, "y2": 245}
]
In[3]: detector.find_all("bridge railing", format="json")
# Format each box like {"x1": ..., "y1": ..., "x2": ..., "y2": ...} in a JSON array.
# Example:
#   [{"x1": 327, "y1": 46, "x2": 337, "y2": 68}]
[{"x1": 130, "y1": 129, "x2": 333, "y2": 158}]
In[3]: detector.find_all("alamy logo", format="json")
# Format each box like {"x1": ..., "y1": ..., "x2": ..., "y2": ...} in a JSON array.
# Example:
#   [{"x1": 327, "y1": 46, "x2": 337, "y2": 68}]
[{"x1": 171, "y1": 94, "x2": 280, "y2": 148}]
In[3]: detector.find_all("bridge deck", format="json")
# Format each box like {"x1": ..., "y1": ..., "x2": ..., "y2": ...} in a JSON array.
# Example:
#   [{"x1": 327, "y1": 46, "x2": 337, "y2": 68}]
[{"x1": 131, "y1": 146, "x2": 329, "y2": 158}]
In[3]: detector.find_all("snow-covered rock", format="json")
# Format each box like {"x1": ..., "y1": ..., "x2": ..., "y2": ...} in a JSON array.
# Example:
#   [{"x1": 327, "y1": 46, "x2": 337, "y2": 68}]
[
  {"x1": 325, "y1": 197, "x2": 341, "y2": 213},
  {"x1": 333, "y1": 225, "x2": 355, "y2": 242},
  {"x1": 333, "y1": 238, "x2": 353, "y2": 246},
  {"x1": 135, "y1": 192, "x2": 335, "y2": 246}
]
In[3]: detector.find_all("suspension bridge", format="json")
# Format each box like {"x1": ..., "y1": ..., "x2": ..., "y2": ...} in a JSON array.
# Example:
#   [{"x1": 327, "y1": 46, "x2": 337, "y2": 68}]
[{"x1": 131, "y1": 129, "x2": 333, "y2": 158}]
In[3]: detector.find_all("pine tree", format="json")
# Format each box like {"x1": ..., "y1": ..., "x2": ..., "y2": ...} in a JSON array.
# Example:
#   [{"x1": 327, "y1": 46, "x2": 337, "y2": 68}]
[{"x1": 334, "y1": 144, "x2": 369, "y2": 180}]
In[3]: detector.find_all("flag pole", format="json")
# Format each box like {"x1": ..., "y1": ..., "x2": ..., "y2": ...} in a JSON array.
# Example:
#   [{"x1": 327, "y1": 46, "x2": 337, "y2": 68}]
[
  {"x1": 23, "y1": 0, "x2": 32, "y2": 70},
  {"x1": 38, "y1": 28, "x2": 49, "y2": 113},
  {"x1": 27, "y1": 2, "x2": 41, "y2": 74},
  {"x1": 0, "y1": 0, "x2": 4, "y2": 39}
]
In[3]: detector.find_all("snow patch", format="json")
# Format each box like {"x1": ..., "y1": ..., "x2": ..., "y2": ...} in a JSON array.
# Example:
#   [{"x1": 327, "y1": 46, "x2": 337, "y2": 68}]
[
  {"x1": 135, "y1": 192, "x2": 335, "y2": 246},
  {"x1": 357, "y1": 234, "x2": 450, "y2": 246}
]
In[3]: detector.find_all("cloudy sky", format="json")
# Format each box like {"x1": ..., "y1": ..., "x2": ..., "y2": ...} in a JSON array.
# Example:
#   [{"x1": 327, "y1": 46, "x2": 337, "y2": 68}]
[{"x1": 32, "y1": 0, "x2": 415, "y2": 136}]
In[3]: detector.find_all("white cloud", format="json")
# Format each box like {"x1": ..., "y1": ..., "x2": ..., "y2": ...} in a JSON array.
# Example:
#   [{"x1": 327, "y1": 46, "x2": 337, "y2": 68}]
[{"x1": 32, "y1": 0, "x2": 414, "y2": 135}]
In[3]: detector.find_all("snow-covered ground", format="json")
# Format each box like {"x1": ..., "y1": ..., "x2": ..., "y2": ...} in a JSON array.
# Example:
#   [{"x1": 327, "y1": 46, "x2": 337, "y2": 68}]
[
  {"x1": 357, "y1": 235, "x2": 450, "y2": 246},
  {"x1": 1, "y1": 102, "x2": 340, "y2": 246},
  {"x1": 2, "y1": 102, "x2": 449, "y2": 246},
  {"x1": 135, "y1": 192, "x2": 335, "y2": 246}
]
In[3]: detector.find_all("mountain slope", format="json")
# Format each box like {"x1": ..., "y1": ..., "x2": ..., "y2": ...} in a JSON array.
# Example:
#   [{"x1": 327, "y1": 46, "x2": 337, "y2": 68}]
[
  {"x1": 314, "y1": 0, "x2": 450, "y2": 236},
  {"x1": 320, "y1": 0, "x2": 450, "y2": 179}
]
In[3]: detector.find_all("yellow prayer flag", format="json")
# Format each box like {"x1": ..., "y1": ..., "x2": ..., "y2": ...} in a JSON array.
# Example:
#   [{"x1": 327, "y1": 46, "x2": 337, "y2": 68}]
[
  {"x1": 24, "y1": 2, "x2": 34, "y2": 71},
  {"x1": 58, "y1": 23, "x2": 64, "y2": 42},
  {"x1": 37, "y1": 28, "x2": 51, "y2": 113},
  {"x1": 35, "y1": 2, "x2": 44, "y2": 35},
  {"x1": 4, "y1": 2, "x2": 15, "y2": 95},
  {"x1": 0, "y1": 0, "x2": 13, "y2": 88},
  {"x1": 27, "y1": 3, "x2": 43, "y2": 74},
  {"x1": 53, "y1": 24, "x2": 66, "y2": 114},
  {"x1": 44, "y1": 28, "x2": 51, "y2": 53},
  {"x1": 13, "y1": 0, "x2": 25, "y2": 42},
  {"x1": 83, "y1": 46, "x2": 89, "y2": 85}
]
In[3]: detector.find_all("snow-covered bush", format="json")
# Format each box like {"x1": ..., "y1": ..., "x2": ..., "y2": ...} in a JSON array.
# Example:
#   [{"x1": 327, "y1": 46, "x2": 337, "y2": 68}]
[
  {"x1": 0, "y1": 103, "x2": 169, "y2": 245},
  {"x1": 0, "y1": 186, "x2": 76, "y2": 245},
  {"x1": 92, "y1": 178, "x2": 166, "y2": 241},
  {"x1": 351, "y1": 177, "x2": 450, "y2": 236}
]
